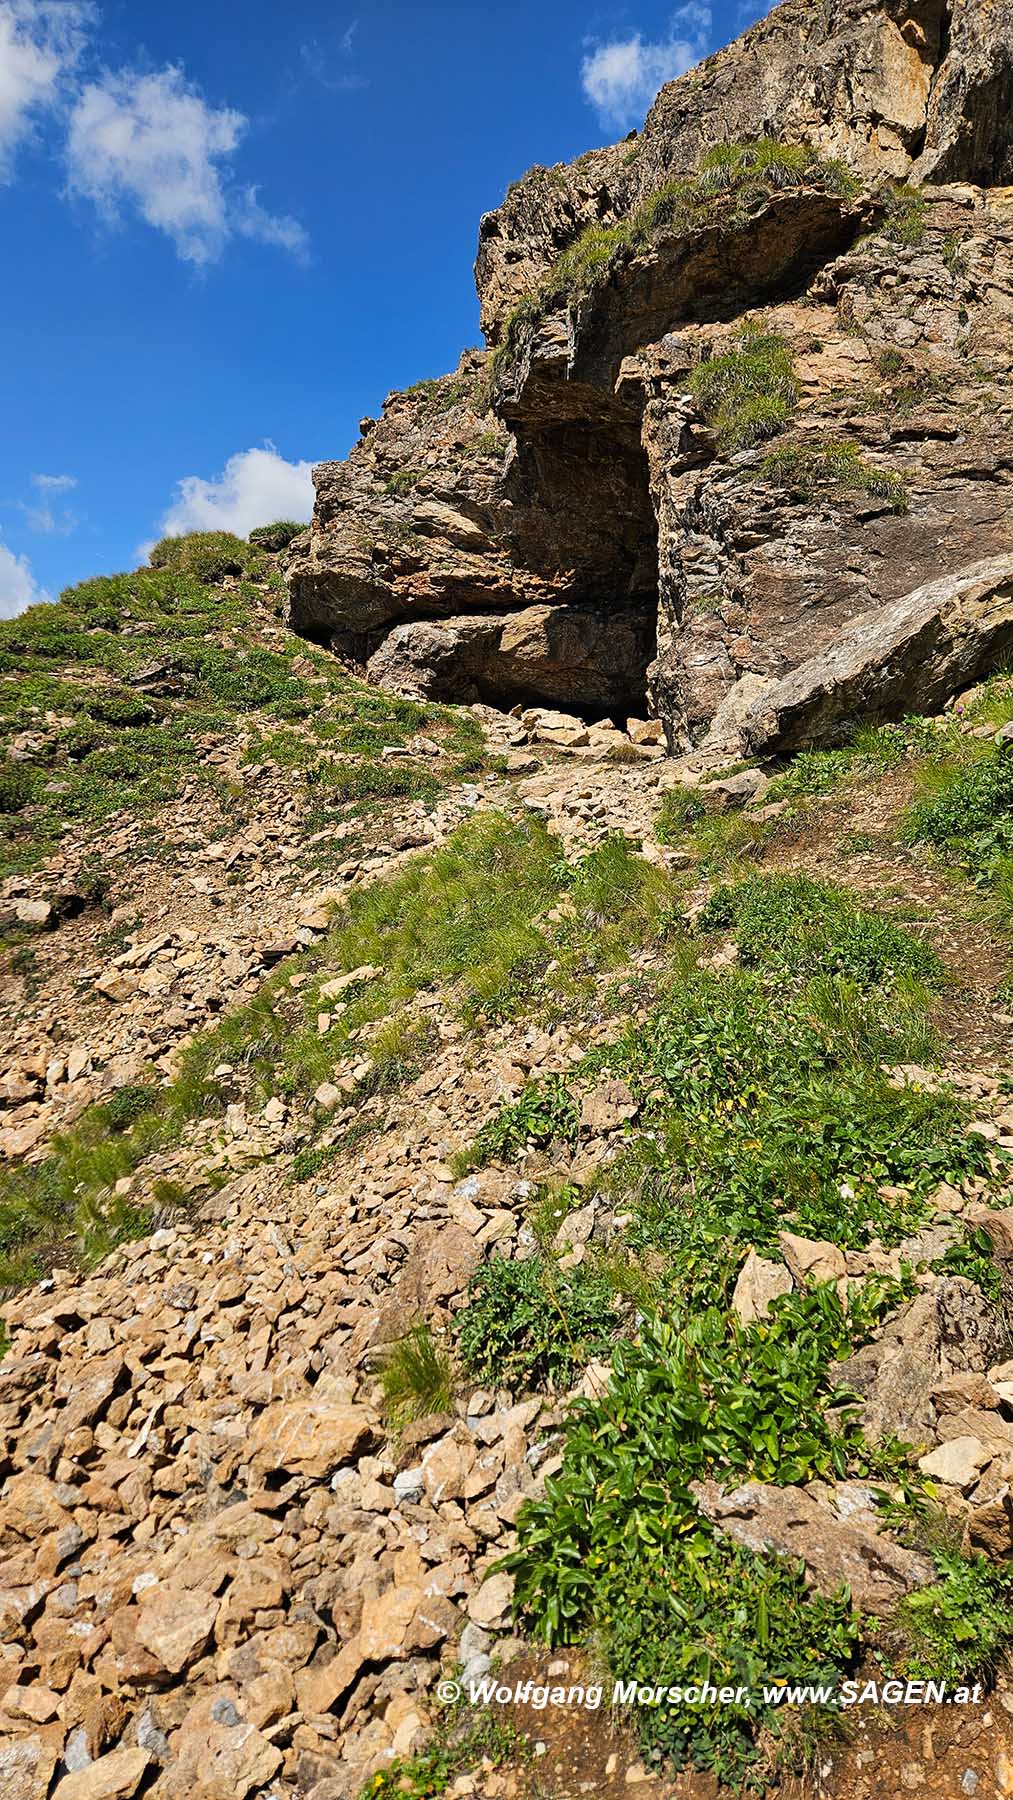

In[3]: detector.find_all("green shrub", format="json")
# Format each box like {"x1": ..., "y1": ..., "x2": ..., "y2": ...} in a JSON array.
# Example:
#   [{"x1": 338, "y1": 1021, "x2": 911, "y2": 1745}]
[
  {"x1": 82, "y1": 693, "x2": 159, "y2": 727},
  {"x1": 100, "y1": 1085, "x2": 162, "y2": 1133},
  {"x1": 759, "y1": 438, "x2": 909, "y2": 511},
  {"x1": 699, "y1": 872, "x2": 943, "y2": 990},
  {"x1": 689, "y1": 323, "x2": 799, "y2": 452},
  {"x1": 456, "y1": 1255, "x2": 615, "y2": 1390},
  {"x1": 906, "y1": 747, "x2": 1013, "y2": 878},
  {"x1": 148, "y1": 531, "x2": 255, "y2": 583},
  {"x1": 656, "y1": 785, "x2": 705, "y2": 843},
  {"x1": 764, "y1": 724, "x2": 909, "y2": 805},
  {"x1": 379, "y1": 1323, "x2": 453, "y2": 1430},
  {"x1": 362, "y1": 1711, "x2": 528, "y2": 1800},
  {"x1": 0, "y1": 763, "x2": 38, "y2": 814},
  {"x1": 896, "y1": 1551, "x2": 1013, "y2": 1684},
  {"x1": 879, "y1": 183, "x2": 928, "y2": 246},
  {"x1": 247, "y1": 520, "x2": 305, "y2": 552},
  {"x1": 384, "y1": 470, "x2": 423, "y2": 497}
]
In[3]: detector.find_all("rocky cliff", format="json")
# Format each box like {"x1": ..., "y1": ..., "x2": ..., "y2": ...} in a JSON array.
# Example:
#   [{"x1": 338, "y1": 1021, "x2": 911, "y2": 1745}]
[{"x1": 288, "y1": 0, "x2": 1013, "y2": 752}]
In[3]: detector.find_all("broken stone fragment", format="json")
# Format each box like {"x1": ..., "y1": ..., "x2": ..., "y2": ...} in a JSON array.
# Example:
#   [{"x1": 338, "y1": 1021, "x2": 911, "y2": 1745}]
[
  {"x1": 248, "y1": 1400, "x2": 374, "y2": 1477},
  {"x1": 917, "y1": 1436, "x2": 993, "y2": 1491},
  {"x1": 579, "y1": 1079, "x2": 638, "y2": 1135},
  {"x1": 731, "y1": 1249, "x2": 794, "y2": 1326},
  {"x1": 778, "y1": 1231, "x2": 847, "y2": 1287},
  {"x1": 51, "y1": 1747, "x2": 151, "y2": 1800}
]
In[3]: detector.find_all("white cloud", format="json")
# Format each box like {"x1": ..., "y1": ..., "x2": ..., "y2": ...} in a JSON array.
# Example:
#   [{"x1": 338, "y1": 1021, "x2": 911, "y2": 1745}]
[
  {"x1": 581, "y1": 5, "x2": 712, "y2": 130},
  {"x1": 21, "y1": 501, "x2": 77, "y2": 535},
  {"x1": 0, "y1": 538, "x2": 48, "y2": 618},
  {"x1": 32, "y1": 471, "x2": 77, "y2": 489},
  {"x1": 152, "y1": 445, "x2": 315, "y2": 545},
  {"x1": 67, "y1": 64, "x2": 307, "y2": 264},
  {"x1": 0, "y1": 0, "x2": 90, "y2": 177},
  {"x1": 299, "y1": 19, "x2": 367, "y2": 93}
]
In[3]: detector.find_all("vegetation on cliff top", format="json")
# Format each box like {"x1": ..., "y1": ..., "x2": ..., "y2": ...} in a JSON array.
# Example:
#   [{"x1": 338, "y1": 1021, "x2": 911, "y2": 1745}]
[{"x1": 491, "y1": 137, "x2": 860, "y2": 378}]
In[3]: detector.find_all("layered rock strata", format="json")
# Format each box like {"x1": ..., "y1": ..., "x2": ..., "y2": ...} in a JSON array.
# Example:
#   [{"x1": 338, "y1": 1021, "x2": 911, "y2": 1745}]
[{"x1": 288, "y1": 0, "x2": 1013, "y2": 749}]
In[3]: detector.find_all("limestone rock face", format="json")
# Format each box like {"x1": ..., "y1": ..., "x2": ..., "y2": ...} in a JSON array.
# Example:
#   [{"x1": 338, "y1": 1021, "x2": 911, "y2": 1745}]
[
  {"x1": 288, "y1": 1, "x2": 1013, "y2": 749},
  {"x1": 475, "y1": 0, "x2": 1011, "y2": 342}
]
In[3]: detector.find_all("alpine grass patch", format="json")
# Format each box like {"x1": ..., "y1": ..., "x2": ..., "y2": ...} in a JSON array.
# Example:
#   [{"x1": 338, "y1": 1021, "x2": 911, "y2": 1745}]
[
  {"x1": 689, "y1": 323, "x2": 799, "y2": 452},
  {"x1": 758, "y1": 438, "x2": 909, "y2": 511}
]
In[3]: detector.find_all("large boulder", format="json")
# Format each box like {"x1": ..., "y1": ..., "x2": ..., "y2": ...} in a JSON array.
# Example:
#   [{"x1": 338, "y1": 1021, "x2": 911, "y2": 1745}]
[
  {"x1": 691, "y1": 1477, "x2": 935, "y2": 1611},
  {"x1": 830, "y1": 1278, "x2": 1005, "y2": 1445},
  {"x1": 736, "y1": 552, "x2": 1013, "y2": 754}
]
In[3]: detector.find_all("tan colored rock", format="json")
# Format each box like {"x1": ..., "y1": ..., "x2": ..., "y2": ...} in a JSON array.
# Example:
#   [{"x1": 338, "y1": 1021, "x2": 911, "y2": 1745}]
[
  {"x1": 1, "y1": 1682, "x2": 60, "y2": 1723},
  {"x1": 832, "y1": 1279, "x2": 1005, "y2": 1442},
  {"x1": 94, "y1": 969, "x2": 139, "y2": 1004},
  {"x1": 692, "y1": 1478, "x2": 934, "y2": 1611},
  {"x1": 357, "y1": 1582, "x2": 457, "y2": 1662},
  {"x1": 52, "y1": 1747, "x2": 151, "y2": 1800},
  {"x1": 731, "y1": 1250, "x2": 794, "y2": 1326},
  {"x1": 626, "y1": 718, "x2": 664, "y2": 745},
  {"x1": 778, "y1": 1231, "x2": 847, "y2": 1287},
  {"x1": 579, "y1": 1079, "x2": 638, "y2": 1135},
  {"x1": 248, "y1": 1399, "x2": 373, "y2": 1475},
  {"x1": 421, "y1": 1428, "x2": 478, "y2": 1505},
  {"x1": 466, "y1": 1570, "x2": 514, "y2": 1630},
  {"x1": 0, "y1": 1736, "x2": 60, "y2": 1800},
  {"x1": 164, "y1": 1694, "x2": 282, "y2": 1799},
  {"x1": 135, "y1": 1587, "x2": 220, "y2": 1676},
  {"x1": 918, "y1": 1436, "x2": 993, "y2": 1490}
]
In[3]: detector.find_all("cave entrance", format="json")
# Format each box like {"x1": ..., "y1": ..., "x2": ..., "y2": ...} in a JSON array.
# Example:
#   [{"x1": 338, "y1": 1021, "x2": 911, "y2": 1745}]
[{"x1": 496, "y1": 410, "x2": 660, "y2": 723}]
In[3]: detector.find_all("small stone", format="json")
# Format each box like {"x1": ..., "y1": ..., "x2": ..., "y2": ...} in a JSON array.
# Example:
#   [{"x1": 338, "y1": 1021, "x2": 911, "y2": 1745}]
[
  {"x1": 731, "y1": 1250, "x2": 793, "y2": 1325},
  {"x1": 918, "y1": 1436, "x2": 991, "y2": 1490},
  {"x1": 51, "y1": 1748, "x2": 151, "y2": 1800},
  {"x1": 466, "y1": 1570, "x2": 513, "y2": 1629}
]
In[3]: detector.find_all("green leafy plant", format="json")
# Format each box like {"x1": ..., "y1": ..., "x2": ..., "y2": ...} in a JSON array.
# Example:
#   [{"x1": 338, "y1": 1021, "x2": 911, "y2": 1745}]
[
  {"x1": 595, "y1": 960, "x2": 990, "y2": 1298},
  {"x1": 699, "y1": 871, "x2": 942, "y2": 990},
  {"x1": 906, "y1": 746, "x2": 1013, "y2": 881},
  {"x1": 147, "y1": 530, "x2": 259, "y2": 583},
  {"x1": 0, "y1": 763, "x2": 38, "y2": 814},
  {"x1": 501, "y1": 1287, "x2": 878, "y2": 1782},
  {"x1": 456, "y1": 1254, "x2": 617, "y2": 1390},
  {"x1": 454, "y1": 1076, "x2": 580, "y2": 1173},
  {"x1": 933, "y1": 1225, "x2": 1002, "y2": 1302},
  {"x1": 895, "y1": 1550, "x2": 1013, "y2": 1684}
]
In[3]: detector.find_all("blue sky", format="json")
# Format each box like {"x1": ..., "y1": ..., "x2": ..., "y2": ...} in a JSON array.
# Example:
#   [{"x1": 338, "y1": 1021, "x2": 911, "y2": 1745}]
[{"x1": 0, "y1": 0, "x2": 763, "y2": 615}]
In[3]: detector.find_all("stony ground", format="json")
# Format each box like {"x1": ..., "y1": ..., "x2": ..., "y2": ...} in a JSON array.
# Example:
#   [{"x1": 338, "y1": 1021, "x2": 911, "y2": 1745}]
[{"x1": 5, "y1": 662, "x2": 1013, "y2": 1800}]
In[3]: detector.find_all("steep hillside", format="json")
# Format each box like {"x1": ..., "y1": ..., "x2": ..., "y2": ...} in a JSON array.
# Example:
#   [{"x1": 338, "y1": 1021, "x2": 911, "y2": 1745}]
[{"x1": 6, "y1": 3, "x2": 1013, "y2": 1799}]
